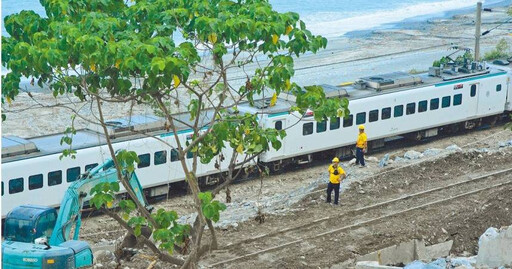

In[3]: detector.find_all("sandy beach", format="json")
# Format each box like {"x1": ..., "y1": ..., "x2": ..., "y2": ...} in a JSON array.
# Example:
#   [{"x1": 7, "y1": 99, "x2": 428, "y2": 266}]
[{"x1": 2, "y1": 5, "x2": 511, "y2": 138}]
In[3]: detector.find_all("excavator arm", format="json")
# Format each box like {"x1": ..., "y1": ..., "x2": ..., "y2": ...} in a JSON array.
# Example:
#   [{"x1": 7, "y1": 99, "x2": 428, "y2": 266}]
[{"x1": 49, "y1": 158, "x2": 150, "y2": 246}]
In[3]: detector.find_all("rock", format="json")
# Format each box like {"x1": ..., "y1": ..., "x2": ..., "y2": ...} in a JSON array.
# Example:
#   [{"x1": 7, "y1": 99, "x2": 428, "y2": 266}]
[
  {"x1": 349, "y1": 158, "x2": 357, "y2": 165},
  {"x1": 94, "y1": 250, "x2": 115, "y2": 265},
  {"x1": 446, "y1": 144, "x2": 462, "y2": 152},
  {"x1": 423, "y1": 148, "x2": 443, "y2": 157},
  {"x1": 477, "y1": 226, "x2": 512, "y2": 267},
  {"x1": 394, "y1": 156, "x2": 405, "y2": 162},
  {"x1": 365, "y1": 156, "x2": 379, "y2": 163},
  {"x1": 404, "y1": 150, "x2": 423, "y2": 160},
  {"x1": 379, "y1": 154, "x2": 390, "y2": 167},
  {"x1": 405, "y1": 258, "x2": 446, "y2": 269}
]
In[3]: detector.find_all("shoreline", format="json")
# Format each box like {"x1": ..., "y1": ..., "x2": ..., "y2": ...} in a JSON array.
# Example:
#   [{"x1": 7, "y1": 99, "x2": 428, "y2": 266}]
[{"x1": 343, "y1": 0, "x2": 511, "y2": 39}]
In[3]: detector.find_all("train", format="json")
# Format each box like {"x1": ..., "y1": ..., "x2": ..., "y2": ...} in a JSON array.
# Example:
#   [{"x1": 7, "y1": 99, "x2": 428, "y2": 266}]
[{"x1": 3, "y1": 59, "x2": 512, "y2": 218}]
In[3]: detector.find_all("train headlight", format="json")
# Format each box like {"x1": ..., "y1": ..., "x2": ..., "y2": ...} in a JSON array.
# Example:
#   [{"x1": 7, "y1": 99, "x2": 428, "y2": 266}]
[{"x1": 47, "y1": 259, "x2": 55, "y2": 264}]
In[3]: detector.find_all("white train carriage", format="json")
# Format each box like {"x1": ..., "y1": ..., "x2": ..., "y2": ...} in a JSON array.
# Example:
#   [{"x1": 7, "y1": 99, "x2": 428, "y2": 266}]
[
  {"x1": 239, "y1": 65, "x2": 510, "y2": 168},
  {"x1": 2, "y1": 61, "x2": 511, "y2": 218},
  {"x1": 1, "y1": 112, "x2": 246, "y2": 218}
]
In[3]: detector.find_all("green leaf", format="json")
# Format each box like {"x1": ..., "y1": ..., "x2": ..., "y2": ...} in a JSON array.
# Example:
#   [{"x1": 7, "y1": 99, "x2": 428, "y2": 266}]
[{"x1": 134, "y1": 225, "x2": 141, "y2": 237}]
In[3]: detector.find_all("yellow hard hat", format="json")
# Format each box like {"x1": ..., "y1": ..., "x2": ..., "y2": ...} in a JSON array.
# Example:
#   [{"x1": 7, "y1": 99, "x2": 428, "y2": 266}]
[
  {"x1": 358, "y1": 125, "x2": 365, "y2": 130},
  {"x1": 332, "y1": 157, "x2": 340, "y2": 163}
]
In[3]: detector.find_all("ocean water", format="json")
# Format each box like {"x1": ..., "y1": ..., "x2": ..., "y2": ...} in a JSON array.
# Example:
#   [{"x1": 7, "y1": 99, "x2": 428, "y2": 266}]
[{"x1": 1, "y1": 0, "x2": 508, "y2": 38}]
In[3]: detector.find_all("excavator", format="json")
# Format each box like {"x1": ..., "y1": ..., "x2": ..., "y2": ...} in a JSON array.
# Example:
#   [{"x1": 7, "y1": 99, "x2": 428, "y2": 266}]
[{"x1": 2, "y1": 158, "x2": 150, "y2": 268}]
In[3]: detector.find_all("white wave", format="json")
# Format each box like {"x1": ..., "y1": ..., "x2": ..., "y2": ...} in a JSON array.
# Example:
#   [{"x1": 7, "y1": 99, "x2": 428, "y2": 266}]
[{"x1": 304, "y1": 0, "x2": 488, "y2": 37}]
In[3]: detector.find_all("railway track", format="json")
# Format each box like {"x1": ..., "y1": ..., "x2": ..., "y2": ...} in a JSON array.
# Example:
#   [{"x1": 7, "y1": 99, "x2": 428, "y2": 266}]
[
  {"x1": 205, "y1": 167, "x2": 512, "y2": 267},
  {"x1": 79, "y1": 127, "x2": 509, "y2": 240}
]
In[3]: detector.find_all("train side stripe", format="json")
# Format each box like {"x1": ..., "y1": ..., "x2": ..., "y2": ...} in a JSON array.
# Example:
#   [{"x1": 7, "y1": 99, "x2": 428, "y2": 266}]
[{"x1": 434, "y1": 72, "x2": 507, "y2": 87}]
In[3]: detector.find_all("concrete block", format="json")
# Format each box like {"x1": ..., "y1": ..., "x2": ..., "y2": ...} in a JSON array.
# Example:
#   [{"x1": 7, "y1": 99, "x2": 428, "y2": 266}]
[
  {"x1": 358, "y1": 239, "x2": 453, "y2": 265},
  {"x1": 357, "y1": 240, "x2": 416, "y2": 265},
  {"x1": 356, "y1": 261, "x2": 402, "y2": 269},
  {"x1": 422, "y1": 240, "x2": 453, "y2": 260},
  {"x1": 414, "y1": 240, "x2": 428, "y2": 261},
  {"x1": 477, "y1": 226, "x2": 512, "y2": 267}
]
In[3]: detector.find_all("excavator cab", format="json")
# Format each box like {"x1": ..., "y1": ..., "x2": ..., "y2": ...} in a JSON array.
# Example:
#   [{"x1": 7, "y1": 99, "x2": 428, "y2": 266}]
[{"x1": 4, "y1": 205, "x2": 57, "y2": 243}]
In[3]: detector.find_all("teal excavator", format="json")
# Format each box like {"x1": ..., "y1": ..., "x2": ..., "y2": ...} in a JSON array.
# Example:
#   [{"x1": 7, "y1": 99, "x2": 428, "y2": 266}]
[{"x1": 2, "y1": 158, "x2": 150, "y2": 268}]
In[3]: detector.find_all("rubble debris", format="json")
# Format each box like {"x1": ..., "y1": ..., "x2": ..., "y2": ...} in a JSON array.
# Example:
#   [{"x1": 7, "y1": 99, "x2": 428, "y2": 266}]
[
  {"x1": 379, "y1": 154, "x2": 390, "y2": 167},
  {"x1": 445, "y1": 145, "x2": 462, "y2": 152},
  {"x1": 356, "y1": 261, "x2": 402, "y2": 269},
  {"x1": 404, "y1": 150, "x2": 423, "y2": 160},
  {"x1": 476, "y1": 226, "x2": 512, "y2": 267},
  {"x1": 422, "y1": 148, "x2": 443, "y2": 157}
]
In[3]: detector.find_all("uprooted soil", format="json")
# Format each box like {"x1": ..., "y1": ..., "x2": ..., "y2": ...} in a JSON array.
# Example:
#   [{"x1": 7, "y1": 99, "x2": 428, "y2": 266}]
[{"x1": 199, "y1": 148, "x2": 512, "y2": 269}]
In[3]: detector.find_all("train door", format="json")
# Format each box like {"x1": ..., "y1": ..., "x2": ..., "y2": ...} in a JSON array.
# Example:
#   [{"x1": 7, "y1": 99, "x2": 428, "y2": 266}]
[
  {"x1": 476, "y1": 79, "x2": 506, "y2": 116},
  {"x1": 471, "y1": 83, "x2": 483, "y2": 116}
]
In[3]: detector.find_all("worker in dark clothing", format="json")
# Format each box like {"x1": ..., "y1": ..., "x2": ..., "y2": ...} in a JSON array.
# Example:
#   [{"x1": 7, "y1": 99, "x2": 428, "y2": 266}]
[{"x1": 326, "y1": 157, "x2": 346, "y2": 205}]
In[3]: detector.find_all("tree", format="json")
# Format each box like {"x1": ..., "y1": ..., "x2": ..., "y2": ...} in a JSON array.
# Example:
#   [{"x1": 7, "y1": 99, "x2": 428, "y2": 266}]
[{"x1": 2, "y1": 0, "x2": 349, "y2": 267}]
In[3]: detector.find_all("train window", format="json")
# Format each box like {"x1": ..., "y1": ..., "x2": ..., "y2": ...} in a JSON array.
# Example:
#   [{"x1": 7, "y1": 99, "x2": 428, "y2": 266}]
[
  {"x1": 275, "y1": 121, "x2": 283, "y2": 130},
  {"x1": 430, "y1": 98, "x2": 439, "y2": 110},
  {"x1": 470, "y1": 84, "x2": 477, "y2": 97},
  {"x1": 67, "y1": 167, "x2": 80, "y2": 183},
  {"x1": 186, "y1": 151, "x2": 193, "y2": 159},
  {"x1": 154, "y1": 150, "x2": 167, "y2": 165},
  {"x1": 453, "y1": 94, "x2": 462, "y2": 106},
  {"x1": 317, "y1": 120, "x2": 327, "y2": 133},
  {"x1": 369, "y1": 110, "x2": 378, "y2": 122},
  {"x1": 442, "y1": 96, "x2": 451, "y2": 108},
  {"x1": 406, "y1": 103, "x2": 415, "y2": 115},
  {"x1": 418, "y1": 100, "x2": 427, "y2": 113},
  {"x1": 330, "y1": 117, "x2": 340, "y2": 130},
  {"x1": 303, "y1": 122, "x2": 314, "y2": 135},
  {"x1": 171, "y1": 149, "x2": 179, "y2": 162},
  {"x1": 1, "y1": 182, "x2": 3, "y2": 196},
  {"x1": 496, "y1": 84, "x2": 502, "y2": 92},
  {"x1": 381, "y1": 107, "x2": 391, "y2": 120},
  {"x1": 343, "y1": 115, "x2": 353, "y2": 127},
  {"x1": 29, "y1": 174, "x2": 43, "y2": 190},
  {"x1": 48, "y1": 171, "x2": 62, "y2": 186},
  {"x1": 394, "y1": 105, "x2": 403, "y2": 117},
  {"x1": 85, "y1": 163, "x2": 98, "y2": 172},
  {"x1": 138, "y1": 154, "x2": 151, "y2": 168},
  {"x1": 356, "y1": 112, "x2": 366, "y2": 125},
  {"x1": 9, "y1": 178, "x2": 24, "y2": 194}
]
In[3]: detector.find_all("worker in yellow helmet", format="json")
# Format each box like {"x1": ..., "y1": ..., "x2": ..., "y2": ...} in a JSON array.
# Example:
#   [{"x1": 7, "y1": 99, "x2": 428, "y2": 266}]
[
  {"x1": 326, "y1": 157, "x2": 346, "y2": 205},
  {"x1": 355, "y1": 125, "x2": 367, "y2": 167}
]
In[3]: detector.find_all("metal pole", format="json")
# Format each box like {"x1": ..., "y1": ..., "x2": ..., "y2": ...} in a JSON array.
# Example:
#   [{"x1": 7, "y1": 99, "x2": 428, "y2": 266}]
[{"x1": 475, "y1": 2, "x2": 482, "y2": 62}]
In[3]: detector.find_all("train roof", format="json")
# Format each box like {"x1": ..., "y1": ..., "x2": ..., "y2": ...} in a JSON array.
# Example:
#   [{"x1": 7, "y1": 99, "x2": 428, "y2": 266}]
[
  {"x1": 276, "y1": 65, "x2": 507, "y2": 104},
  {"x1": 2, "y1": 64, "x2": 508, "y2": 163},
  {"x1": 2, "y1": 109, "x2": 216, "y2": 163}
]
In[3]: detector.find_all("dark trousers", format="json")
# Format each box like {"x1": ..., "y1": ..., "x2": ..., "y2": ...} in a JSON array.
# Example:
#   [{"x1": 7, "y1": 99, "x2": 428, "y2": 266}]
[
  {"x1": 326, "y1": 182, "x2": 340, "y2": 204},
  {"x1": 356, "y1": 147, "x2": 365, "y2": 166}
]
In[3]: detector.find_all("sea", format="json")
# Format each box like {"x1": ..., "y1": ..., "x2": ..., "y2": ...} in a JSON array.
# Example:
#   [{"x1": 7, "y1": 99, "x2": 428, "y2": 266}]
[{"x1": 2, "y1": 0, "x2": 510, "y2": 38}]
